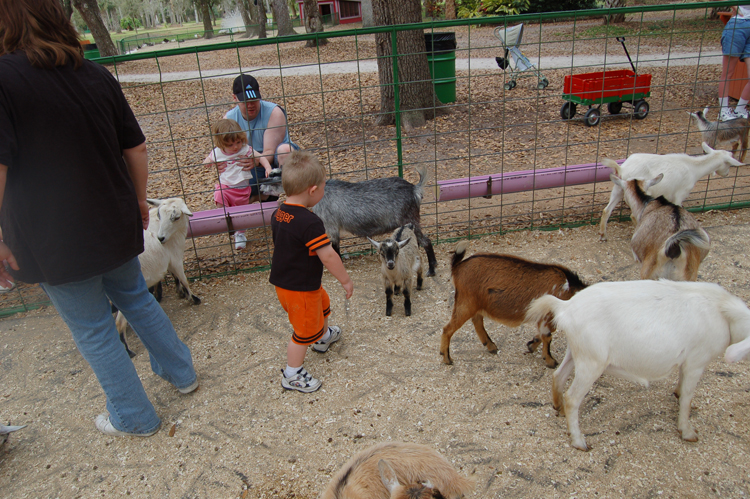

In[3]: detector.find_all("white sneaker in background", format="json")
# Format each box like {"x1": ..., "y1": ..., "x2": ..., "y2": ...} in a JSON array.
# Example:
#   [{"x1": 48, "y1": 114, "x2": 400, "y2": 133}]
[
  {"x1": 720, "y1": 107, "x2": 739, "y2": 122},
  {"x1": 234, "y1": 232, "x2": 247, "y2": 250}
]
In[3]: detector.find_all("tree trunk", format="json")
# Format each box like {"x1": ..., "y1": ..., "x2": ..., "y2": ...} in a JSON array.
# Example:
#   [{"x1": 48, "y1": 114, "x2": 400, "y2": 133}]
[
  {"x1": 72, "y1": 0, "x2": 118, "y2": 56},
  {"x1": 199, "y1": 0, "x2": 214, "y2": 37},
  {"x1": 603, "y1": 0, "x2": 625, "y2": 24},
  {"x1": 272, "y1": 0, "x2": 296, "y2": 36},
  {"x1": 372, "y1": 0, "x2": 441, "y2": 129},
  {"x1": 60, "y1": 0, "x2": 74, "y2": 19},
  {"x1": 258, "y1": 0, "x2": 268, "y2": 38},
  {"x1": 238, "y1": 0, "x2": 258, "y2": 38},
  {"x1": 444, "y1": 0, "x2": 456, "y2": 20},
  {"x1": 303, "y1": 0, "x2": 327, "y2": 47}
]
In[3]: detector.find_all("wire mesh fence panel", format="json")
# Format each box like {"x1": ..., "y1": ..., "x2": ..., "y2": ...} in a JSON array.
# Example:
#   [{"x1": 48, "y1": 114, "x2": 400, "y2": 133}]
[{"x1": 4, "y1": 2, "x2": 749, "y2": 315}]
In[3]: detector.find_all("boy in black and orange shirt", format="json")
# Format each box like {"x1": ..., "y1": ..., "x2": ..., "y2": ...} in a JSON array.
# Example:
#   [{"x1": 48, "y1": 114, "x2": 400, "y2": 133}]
[{"x1": 270, "y1": 151, "x2": 354, "y2": 392}]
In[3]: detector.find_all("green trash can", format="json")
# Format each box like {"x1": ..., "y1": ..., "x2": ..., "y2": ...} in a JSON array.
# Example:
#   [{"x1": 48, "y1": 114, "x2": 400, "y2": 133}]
[
  {"x1": 83, "y1": 43, "x2": 100, "y2": 60},
  {"x1": 424, "y1": 32, "x2": 457, "y2": 104}
]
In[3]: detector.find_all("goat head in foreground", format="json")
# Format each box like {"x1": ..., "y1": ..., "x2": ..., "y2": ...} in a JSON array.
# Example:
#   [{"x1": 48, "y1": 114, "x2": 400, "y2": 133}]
[
  {"x1": 319, "y1": 442, "x2": 474, "y2": 499},
  {"x1": 525, "y1": 279, "x2": 750, "y2": 451},
  {"x1": 610, "y1": 173, "x2": 710, "y2": 281},
  {"x1": 368, "y1": 224, "x2": 423, "y2": 317},
  {"x1": 440, "y1": 241, "x2": 587, "y2": 368}
]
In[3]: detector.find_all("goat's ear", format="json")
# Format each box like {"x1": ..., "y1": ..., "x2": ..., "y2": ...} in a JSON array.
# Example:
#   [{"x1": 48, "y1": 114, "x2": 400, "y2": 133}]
[
  {"x1": 367, "y1": 237, "x2": 380, "y2": 250},
  {"x1": 181, "y1": 205, "x2": 193, "y2": 217},
  {"x1": 147, "y1": 198, "x2": 161, "y2": 207},
  {"x1": 378, "y1": 460, "x2": 400, "y2": 493},
  {"x1": 703, "y1": 106, "x2": 710, "y2": 116},
  {"x1": 644, "y1": 173, "x2": 664, "y2": 190},
  {"x1": 397, "y1": 237, "x2": 412, "y2": 248},
  {"x1": 702, "y1": 142, "x2": 714, "y2": 154}
]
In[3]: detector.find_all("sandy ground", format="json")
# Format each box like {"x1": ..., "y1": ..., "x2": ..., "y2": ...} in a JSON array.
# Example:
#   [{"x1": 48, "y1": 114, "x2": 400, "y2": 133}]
[{"x1": 2, "y1": 209, "x2": 750, "y2": 499}]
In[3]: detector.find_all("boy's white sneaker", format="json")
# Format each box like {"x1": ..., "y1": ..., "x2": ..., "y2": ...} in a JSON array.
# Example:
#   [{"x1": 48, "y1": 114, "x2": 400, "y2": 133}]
[
  {"x1": 720, "y1": 107, "x2": 739, "y2": 121},
  {"x1": 234, "y1": 232, "x2": 247, "y2": 250},
  {"x1": 281, "y1": 367, "x2": 321, "y2": 393},
  {"x1": 736, "y1": 107, "x2": 749, "y2": 119},
  {"x1": 312, "y1": 326, "x2": 341, "y2": 353}
]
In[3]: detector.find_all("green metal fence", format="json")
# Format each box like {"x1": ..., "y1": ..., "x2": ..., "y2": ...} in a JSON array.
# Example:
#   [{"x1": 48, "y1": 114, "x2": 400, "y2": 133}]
[{"x1": 3, "y1": 1, "x2": 749, "y2": 316}]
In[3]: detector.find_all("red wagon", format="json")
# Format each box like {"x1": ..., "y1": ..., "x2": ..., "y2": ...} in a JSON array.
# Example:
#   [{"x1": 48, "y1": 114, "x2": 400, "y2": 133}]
[{"x1": 560, "y1": 38, "x2": 652, "y2": 127}]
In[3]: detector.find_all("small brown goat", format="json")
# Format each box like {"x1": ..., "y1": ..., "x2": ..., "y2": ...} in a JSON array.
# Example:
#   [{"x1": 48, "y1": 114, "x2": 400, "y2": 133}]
[
  {"x1": 610, "y1": 173, "x2": 710, "y2": 281},
  {"x1": 688, "y1": 107, "x2": 749, "y2": 162},
  {"x1": 319, "y1": 442, "x2": 473, "y2": 499},
  {"x1": 440, "y1": 241, "x2": 587, "y2": 368}
]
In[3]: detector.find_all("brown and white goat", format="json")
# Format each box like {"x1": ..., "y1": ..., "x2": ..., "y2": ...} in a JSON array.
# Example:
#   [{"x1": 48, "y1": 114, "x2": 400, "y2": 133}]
[
  {"x1": 319, "y1": 442, "x2": 474, "y2": 499},
  {"x1": 368, "y1": 225, "x2": 423, "y2": 317},
  {"x1": 688, "y1": 107, "x2": 749, "y2": 162},
  {"x1": 440, "y1": 241, "x2": 587, "y2": 368},
  {"x1": 610, "y1": 173, "x2": 710, "y2": 281}
]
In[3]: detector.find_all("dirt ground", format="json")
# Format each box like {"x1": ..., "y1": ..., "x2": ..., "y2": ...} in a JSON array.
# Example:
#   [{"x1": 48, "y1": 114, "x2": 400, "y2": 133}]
[
  {"x1": 2, "y1": 209, "x2": 750, "y2": 499},
  {"x1": 3, "y1": 11, "x2": 750, "y2": 499}
]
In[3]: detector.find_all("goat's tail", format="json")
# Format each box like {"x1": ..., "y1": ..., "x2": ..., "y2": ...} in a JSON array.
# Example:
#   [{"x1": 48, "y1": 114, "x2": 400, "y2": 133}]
[
  {"x1": 451, "y1": 240, "x2": 469, "y2": 269},
  {"x1": 661, "y1": 229, "x2": 710, "y2": 261},
  {"x1": 525, "y1": 294, "x2": 564, "y2": 330},
  {"x1": 600, "y1": 157, "x2": 621, "y2": 176}
]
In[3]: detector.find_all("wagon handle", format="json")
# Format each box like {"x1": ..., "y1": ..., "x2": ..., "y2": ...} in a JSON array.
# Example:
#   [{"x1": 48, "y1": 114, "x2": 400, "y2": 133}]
[{"x1": 616, "y1": 36, "x2": 637, "y2": 73}]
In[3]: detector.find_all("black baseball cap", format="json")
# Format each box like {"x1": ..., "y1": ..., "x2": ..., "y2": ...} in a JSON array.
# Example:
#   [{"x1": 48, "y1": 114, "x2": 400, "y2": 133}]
[{"x1": 233, "y1": 74, "x2": 261, "y2": 101}]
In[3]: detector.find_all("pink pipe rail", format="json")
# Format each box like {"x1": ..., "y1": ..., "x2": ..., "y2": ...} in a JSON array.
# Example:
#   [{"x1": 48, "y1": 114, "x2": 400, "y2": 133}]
[
  {"x1": 184, "y1": 161, "x2": 624, "y2": 237},
  {"x1": 186, "y1": 201, "x2": 279, "y2": 238},
  {"x1": 436, "y1": 160, "x2": 623, "y2": 202}
]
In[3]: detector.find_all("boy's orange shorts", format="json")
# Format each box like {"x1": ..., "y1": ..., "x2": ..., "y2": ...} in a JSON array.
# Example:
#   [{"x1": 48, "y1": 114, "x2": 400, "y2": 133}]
[{"x1": 275, "y1": 286, "x2": 331, "y2": 345}]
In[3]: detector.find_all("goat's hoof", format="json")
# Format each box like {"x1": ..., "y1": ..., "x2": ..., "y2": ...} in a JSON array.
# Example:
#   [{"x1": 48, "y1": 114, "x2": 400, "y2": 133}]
[
  {"x1": 126, "y1": 349, "x2": 137, "y2": 359},
  {"x1": 441, "y1": 356, "x2": 453, "y2": 365},
  {"x1": 599, "y1": 235, "x2": 608, "y2": 242},
  {"x1": 572, "y1": 442, "x2": 590, "y2": 452},
  {"x1": 545, "y1": 360, "x2": 559, "y2": 369},
  {"x1": 486, "y1": 344, "x2": 498, "y2": 355},
  {"x1": 191, "y1": 295, "x2": 202, "y2": 305},
  {"x1": 426, "y1": 269, "x2": 436, "y2": 277},
  {"x1": 679, "y1": 429, "x2": 698, "y2": 442}
]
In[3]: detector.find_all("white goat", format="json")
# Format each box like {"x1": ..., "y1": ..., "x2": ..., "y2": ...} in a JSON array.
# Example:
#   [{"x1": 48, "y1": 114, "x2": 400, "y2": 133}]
[
  {"x1": 598, "y1": 143, "x2": 741, "y2": 241},
  {"x1": 116, "y1": 198, "x2": 200, "y2": 355},
  {"x1": 319, "y1": 442, "x2": 474, "y2": 499},
  {"x1": 368, "y1": 225, "x2": 423, "y2": 317},
  {"x1": 525, "y1": 279, "x2": 750, "y2": 452},
  {"x1": 610, "y1": 173, "x2": 710, "y2": 281}
]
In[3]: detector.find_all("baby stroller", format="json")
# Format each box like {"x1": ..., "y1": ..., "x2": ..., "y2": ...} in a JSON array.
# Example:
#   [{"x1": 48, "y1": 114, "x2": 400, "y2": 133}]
[{"x1": 494, "y1": 23, "x2": 549, "y2": 91}]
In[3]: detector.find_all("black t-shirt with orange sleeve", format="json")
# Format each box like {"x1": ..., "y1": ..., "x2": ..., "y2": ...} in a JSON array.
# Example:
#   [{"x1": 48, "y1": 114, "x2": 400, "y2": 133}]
[{"x1": 269, "y1": 203, "x2": 331, "y2": 291}]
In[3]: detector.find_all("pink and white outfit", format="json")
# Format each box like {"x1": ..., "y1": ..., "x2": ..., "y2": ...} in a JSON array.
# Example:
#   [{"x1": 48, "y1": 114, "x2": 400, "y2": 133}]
[{"x1": 209, "y1": 144, "x2": 255, "y2": 206}]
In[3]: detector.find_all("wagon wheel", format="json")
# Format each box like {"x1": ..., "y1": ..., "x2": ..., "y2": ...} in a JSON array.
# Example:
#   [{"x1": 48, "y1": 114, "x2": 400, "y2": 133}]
[
  {"x1": 607, "y1": 101, "x2": 623, "y2": 114},
  {"x1": 633, "y1": 99, "x2": 649, "y2": 120},
  {"x1": 584, "y1": 108, "x2": 601, "y2": 127},
  {"x1": 560, "y1": 102, "x2": 577, "y2": 120}
]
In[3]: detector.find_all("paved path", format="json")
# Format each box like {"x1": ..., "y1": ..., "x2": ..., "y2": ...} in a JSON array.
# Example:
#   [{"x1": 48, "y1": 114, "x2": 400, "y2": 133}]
[{"x1": 114, "y1": 50, "x2": 723, "y2": 83}]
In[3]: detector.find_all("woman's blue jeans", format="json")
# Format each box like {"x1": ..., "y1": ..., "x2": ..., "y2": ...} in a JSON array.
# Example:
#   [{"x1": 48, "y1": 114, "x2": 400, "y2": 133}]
[{"x1": 41, "y1": 257, "x2": 196, "y2": 435}]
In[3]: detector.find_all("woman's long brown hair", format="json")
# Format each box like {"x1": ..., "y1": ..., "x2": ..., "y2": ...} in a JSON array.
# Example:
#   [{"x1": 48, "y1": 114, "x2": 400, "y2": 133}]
[{"x1": 0, "y1": 0, "x2": 84, "y2": 68}]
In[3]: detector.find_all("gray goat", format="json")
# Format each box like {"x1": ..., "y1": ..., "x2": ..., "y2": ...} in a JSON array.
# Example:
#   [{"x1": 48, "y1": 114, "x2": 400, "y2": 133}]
[
  {"x1": 688, "y1": 107, "x2": 749, "y2": 162},
  {"x1": 262, "y1": 166, "x2": 437, "y2": 275},
  {"x1": 368, "y1": 225, "x2": 423, "y2": 316}
]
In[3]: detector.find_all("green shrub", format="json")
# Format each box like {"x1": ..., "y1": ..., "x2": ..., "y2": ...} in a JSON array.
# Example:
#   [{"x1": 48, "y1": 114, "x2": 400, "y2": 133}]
[
  {"x1": 524, "y1": 0, "x2": 597, "y2": 14},
  {"x1": 457, "y1": 0, "x2": 531, "y2": 18},
  {"x1": 120, "y1": 17, "x2": 142, "y2": 31}
]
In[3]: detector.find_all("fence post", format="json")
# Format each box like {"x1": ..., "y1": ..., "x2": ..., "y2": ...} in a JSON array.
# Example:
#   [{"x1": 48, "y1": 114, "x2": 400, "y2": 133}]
[{"x1": 390, "y1": 26, "x2": 403, "y2": 177}]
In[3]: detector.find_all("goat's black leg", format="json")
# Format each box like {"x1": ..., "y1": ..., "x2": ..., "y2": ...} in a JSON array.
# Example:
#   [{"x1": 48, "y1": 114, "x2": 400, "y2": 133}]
[
  {"x1": 403, "y1": 288, "x2": 412, "y2": 316},
  {"x1": 414, "y1": 227, "x2": 437, "y2": 276},
  {"x1": 149, "y1": 281, "x2": 163, "y2": 302},
  {"x1": 120, "y1": 332, "x2": 136, "y2": 359},
  {"x1": 416, "y1": 272, "x2": 423, "y2": 290},
  {"x1": 393, "y1": 285, "x2": 401, "y2": 296},
  {"x1": 385, "y1": 285, "x2": 394, "y2": 316}
]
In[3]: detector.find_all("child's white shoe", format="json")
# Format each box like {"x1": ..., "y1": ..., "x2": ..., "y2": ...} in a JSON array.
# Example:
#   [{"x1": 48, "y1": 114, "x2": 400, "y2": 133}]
[{"x1": 234, "y1": 232, "x2": 247, "y2": 250}]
